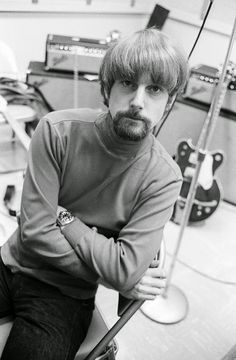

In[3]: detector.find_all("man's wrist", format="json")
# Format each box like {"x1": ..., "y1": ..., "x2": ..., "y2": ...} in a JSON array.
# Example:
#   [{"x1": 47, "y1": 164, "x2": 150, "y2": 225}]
[{"x1": 57, "y1": 210, "x2": 75, "y2": 230}]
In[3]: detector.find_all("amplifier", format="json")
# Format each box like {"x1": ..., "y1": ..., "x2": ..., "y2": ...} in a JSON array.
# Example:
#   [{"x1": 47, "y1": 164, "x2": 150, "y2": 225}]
[
  {"x1": 26, "y1": 61, "x2": 105, "y2": 111},
  {"x1": 45, "y1": 34, "x2": 109, "y2": 74},
  {"x1": 184, "y1": 64, "x2": 236, "y2": 114}
]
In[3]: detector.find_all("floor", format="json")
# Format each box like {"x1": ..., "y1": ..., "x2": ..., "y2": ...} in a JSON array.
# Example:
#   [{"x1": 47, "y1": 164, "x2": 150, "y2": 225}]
[
  {"x1": 95, "y1": 201, "x2": 236, "y2": 360},
  {"x1": 0, "y1": 137, "x2": 236, "y2": 360}
]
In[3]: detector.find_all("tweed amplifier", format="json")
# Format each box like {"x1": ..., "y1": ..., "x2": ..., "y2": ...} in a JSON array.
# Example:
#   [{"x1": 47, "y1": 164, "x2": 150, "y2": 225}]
[
  {"x1": 184, "y1": 64, "x2": 236, "y2": 114},
  {"x1": 26, "y1": 61, "x2": 105, "y2": 111},
  {"x1": 45, "y1": 34, "x2": 109, "y2": 74}
]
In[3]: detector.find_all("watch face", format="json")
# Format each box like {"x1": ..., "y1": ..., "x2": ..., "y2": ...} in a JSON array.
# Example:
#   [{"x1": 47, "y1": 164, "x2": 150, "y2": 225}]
[{"x1": 57, "y1": 211, "x2": 74, "y2": 226}]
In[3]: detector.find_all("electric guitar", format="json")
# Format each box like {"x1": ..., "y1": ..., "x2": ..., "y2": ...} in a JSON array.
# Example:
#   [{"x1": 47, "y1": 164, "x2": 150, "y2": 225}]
[
  {"x1": 174, "y1": 140, "x2": 224, "y2": 222},
  {"x1": 173, "y1": 62, "x2": 236, "y2": 223}
]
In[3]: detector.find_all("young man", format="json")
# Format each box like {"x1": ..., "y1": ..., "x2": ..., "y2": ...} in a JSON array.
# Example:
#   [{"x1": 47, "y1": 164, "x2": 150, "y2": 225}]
[{"x1": 0, "y1": 28, "x2": 188, "y2": 359}]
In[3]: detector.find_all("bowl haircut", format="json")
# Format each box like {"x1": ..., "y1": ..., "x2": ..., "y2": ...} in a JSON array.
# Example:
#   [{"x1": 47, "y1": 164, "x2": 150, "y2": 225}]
[{"x1": 99, "y1": 28, "x2": 188, "y2": 107}]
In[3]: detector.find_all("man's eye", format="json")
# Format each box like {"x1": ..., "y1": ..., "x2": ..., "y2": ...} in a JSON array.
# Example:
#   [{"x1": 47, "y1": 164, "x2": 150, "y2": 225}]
[
  {"x1": 121, "y1": 80, "x2": 133, "y2": 88},
  {"x1": 148, "y1": 85, "x2": 161, "y2": 94}
]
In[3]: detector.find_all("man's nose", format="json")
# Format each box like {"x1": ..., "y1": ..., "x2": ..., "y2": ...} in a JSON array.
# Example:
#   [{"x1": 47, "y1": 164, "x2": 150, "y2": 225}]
[{"x1": 130, "y1": 87, "x2": 145, "y2": 110}]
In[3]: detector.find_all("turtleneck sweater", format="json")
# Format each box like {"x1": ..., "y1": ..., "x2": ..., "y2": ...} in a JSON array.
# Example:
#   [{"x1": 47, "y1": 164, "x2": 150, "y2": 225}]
[{"x1": 1, "y1": 108, "x2": 182, "y2": 299}]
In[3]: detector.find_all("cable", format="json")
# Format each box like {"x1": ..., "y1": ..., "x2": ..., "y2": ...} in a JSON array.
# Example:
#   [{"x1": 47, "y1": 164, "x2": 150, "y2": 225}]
[
  {"x1": 187, "y1": 0, "x2": 214, "y2": 60},
  {"x1": 153, "y1": 0, "x2": 214, "y2": 138},
  {"x1": 26, "y1": 82, "x2": 55, "y2": 112},
  {"x1": 167, "y1": 250, "x2": 236, "y2": 286}
]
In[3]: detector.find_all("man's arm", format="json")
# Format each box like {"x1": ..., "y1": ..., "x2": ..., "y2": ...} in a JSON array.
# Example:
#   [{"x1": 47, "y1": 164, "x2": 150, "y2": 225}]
[
  {"x1": 100, "y1": 263, "x2": 167, "y2": 301},
  {"x1": 60, "y1": 175, "x2": 181, "y2": 293},
  {"x1": 20, "y1": 117, "x2": 98, "y2": 282}
]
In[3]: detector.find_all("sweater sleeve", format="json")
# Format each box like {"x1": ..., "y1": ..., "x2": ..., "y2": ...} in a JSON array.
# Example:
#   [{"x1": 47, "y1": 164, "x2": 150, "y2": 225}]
[
  {"x1": 62, "y1": 167, "x2": 182, "y2": 293},
  {"x1": 20, "y1": 117, "x2": 98, "y2": 282}
]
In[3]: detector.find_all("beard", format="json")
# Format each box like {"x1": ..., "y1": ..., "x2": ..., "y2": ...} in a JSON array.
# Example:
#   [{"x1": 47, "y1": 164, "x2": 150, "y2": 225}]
[{"x1": 112, "y1": 109, "x2": 151, "y2": 141}]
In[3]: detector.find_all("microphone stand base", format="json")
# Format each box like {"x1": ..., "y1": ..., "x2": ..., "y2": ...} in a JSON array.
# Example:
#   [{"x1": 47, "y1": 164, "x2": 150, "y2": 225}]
[{"x1": 140, "y1": 284, "x2": 188, "y2": 324}]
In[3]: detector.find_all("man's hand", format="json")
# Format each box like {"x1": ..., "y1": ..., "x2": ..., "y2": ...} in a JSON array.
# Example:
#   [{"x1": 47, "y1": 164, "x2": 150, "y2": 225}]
[{"x1": 121, "y1": 264, "x2": 167, "y2": 301}]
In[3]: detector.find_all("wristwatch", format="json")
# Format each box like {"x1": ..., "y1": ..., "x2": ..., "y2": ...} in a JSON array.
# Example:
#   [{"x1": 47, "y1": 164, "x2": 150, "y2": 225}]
[{"x1": 57, "y1": 210, "x2": 75, "y2": 230}]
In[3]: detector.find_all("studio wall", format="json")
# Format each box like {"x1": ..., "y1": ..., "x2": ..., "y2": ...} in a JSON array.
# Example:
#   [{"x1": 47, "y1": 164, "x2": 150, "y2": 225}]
[{"x1": 1, "y1": 0, "x2": 236, "y2": 76}]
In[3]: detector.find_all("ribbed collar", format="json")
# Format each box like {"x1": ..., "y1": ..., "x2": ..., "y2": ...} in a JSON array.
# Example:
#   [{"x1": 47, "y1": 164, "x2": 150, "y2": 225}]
[{"x1": 94, "y1": 112, "x2": 153, "y2": 159}]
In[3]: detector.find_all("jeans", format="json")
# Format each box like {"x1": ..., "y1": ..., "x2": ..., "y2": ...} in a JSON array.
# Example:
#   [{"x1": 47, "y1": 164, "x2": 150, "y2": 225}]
[{"x1": 0, "y1": 253, "x2": 94, "y2": 360}]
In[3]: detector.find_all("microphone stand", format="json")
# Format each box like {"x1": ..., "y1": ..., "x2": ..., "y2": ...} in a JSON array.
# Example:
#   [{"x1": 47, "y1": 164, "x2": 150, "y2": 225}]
[
  {"x1": 141, "y1": 15, "x2": 236, "y2": 324},
  {"x1": 73, "y1": 46, "x2": 79, "y2": 108}
]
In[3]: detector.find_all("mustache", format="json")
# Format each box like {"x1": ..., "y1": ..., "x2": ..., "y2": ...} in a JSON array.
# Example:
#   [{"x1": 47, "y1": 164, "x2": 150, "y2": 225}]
[{"x1": 115, "y1": 109, "x2": 151, "y2": 125}]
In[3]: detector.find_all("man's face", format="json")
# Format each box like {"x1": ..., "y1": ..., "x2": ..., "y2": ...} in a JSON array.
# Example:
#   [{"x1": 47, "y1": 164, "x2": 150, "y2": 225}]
[{"x1": 108, "y1": 73, "x2": 169, "y2": 141}]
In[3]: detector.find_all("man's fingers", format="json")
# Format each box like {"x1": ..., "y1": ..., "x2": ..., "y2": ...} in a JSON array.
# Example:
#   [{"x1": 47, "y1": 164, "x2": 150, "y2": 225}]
[
  {"x1": 121, "y1": 266, "x2": 167, "y2": 301},
  {"x1": 133, "y1": 284, "x2": 166, "y2": 299},
  {"x1": 144, "y1": 267, "x2": 167, "y2": 278},
  {"x1": 138, "y1": 276, "x2": 166, "y2": 289}
]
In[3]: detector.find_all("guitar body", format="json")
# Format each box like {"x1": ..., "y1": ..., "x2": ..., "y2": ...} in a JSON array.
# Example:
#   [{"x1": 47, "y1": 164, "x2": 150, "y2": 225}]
[{"x1": 173, "y1": 139, "x2": 224, "y2": 223}]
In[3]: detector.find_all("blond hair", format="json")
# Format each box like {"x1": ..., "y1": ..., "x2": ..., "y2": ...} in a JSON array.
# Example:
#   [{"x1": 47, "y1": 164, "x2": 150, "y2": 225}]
[{"x1": 99, "y1": 28, "x2": 188, "y2": 106}]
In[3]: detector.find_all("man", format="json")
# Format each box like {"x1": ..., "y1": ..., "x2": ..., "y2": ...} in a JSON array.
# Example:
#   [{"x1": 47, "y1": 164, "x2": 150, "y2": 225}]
[{"x1": 0, "y1": 28, "x2": 188, "y2": 359}]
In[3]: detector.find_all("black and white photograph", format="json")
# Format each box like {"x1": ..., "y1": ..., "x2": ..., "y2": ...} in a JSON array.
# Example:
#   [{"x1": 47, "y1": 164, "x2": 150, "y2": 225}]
[{"x1": 0, "y1": 1, "x2": 235, "y2": 359}]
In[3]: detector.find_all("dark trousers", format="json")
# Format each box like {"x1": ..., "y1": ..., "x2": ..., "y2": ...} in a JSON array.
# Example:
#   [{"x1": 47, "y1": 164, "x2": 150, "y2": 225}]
[{"x1": 0, "y1": 254, "x2": 94, "y2": 360}]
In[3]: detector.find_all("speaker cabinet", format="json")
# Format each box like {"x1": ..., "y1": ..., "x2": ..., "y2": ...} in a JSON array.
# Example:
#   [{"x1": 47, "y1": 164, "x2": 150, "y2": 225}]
[
  {"x1": 26, "y1": 61, "x2": 105, "y2": 111},
  {"x1": 157, "y1": 100, "x2": 236, "y2": 205}
]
